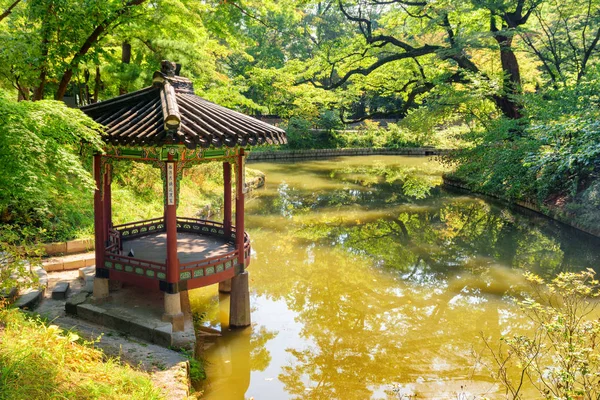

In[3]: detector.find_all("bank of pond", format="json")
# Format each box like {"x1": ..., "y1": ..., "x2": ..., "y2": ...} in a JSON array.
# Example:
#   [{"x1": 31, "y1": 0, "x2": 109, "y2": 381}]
[{"x1": 189, "y1": 155, "x2": 600, "y2": 399}]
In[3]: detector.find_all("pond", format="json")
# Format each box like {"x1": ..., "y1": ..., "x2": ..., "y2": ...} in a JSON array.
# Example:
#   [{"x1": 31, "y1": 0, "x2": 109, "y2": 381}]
[{"x1": 190, "y1": 155, "x2": 600, "y2": 399}]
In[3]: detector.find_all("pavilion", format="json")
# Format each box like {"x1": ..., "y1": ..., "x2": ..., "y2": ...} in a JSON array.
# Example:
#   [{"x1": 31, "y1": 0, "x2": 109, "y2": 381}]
[{"x1": 80, "y1": 61, "x2": 286, "y2": 331}]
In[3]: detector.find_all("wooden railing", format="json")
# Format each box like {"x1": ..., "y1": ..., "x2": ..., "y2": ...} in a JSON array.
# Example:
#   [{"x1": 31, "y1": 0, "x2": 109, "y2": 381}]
[
  {"x1": 104, "y1": 216, "x2": 251, "y2": 286},
  {"x1": 178, "y1": 227, "x2": 251, "y2": 282},
  {"x1": 103, "y1": 253, "x2": 167, "y2": 281},
  {"x1": 176, "y1": 217, "x2": 232, "y2": 241},
  {"x1": 106, "y1": 228, "x2": 121, "y2": 253},
  {"x1": 113, "y1": 217, "x2": 165, "y2": 240}
]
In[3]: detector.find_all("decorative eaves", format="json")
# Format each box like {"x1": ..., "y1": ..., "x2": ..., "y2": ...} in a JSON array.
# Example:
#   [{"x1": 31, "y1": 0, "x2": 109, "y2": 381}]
[{"x1": 80, "y1": 61, "x2": 287, "y2": 149}]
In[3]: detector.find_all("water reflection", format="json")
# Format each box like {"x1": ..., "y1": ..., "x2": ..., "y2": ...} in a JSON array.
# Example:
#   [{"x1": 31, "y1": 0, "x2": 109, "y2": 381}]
[{"x1": 194, "y1": 156, "x2": 600, "y2": 399}]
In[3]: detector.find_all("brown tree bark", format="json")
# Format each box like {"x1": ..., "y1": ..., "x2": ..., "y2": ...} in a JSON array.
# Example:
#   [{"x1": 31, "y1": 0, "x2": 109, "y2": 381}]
[
  {"x1": 0, "y1": 0, "x2": 21, "y2": 23},
  {"x1": 493, "y1": 33, "x2": 523, "y2": 119},
  {"x1": 92, "y1": 66, "x2": 101, "y2": 103},
  {"x1": 55, "y1": 0, "x2": 147, "y2": 101},
  {"x1": 119, "y1": 41, "x2": 132, "y2": 95},
  {"x1": 32, "y1": 3, "x2": 53, "y2": 101}
]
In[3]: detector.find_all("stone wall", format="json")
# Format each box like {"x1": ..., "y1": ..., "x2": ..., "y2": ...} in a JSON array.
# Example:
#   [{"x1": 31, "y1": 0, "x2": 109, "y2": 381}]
[{"x1": 247, "y1": 147, "x2": 449, "y2": 161}]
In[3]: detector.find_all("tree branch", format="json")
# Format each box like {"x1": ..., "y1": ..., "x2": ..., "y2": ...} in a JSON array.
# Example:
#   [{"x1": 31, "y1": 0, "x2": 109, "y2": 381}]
[
  {"x1": 0, "y1": 0, "x2": 21, "y2": 23},
  {"x1": 578, "y1": 25, "x2": 600, "y2": 82},
  {"x1": 311, "y1": 44, "x2": 440, "y2": 90},
  {"x1": 340, "y1": 71, "x2": 463, "y2": 123},
  {"x1": 226, "y1": 0, "x2": 277, "y2": 30},
  {"x1": 55, "y1": 0, "x2": 147, "y2": 100}
]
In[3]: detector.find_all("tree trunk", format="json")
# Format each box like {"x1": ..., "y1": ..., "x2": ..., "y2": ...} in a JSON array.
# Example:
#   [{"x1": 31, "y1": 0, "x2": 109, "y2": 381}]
[
  {"x1": 17, "y1": 84, "x2": 29, "y2": 101},
  {"x1": 54, "y1": 0, "x2": 147, "y2": 100},
  {"x1": 119, "y1": 41, "x2": 131, "y2": 95},
  {"x1": 32, "y1": 4, "x2": 53, "y2": 101},
  {"x1": 92, "y1": 66, "x2": 101, "y2": 103},
  {"x1": 495, "y1": 35, "x2": 522, "y2": 119}
]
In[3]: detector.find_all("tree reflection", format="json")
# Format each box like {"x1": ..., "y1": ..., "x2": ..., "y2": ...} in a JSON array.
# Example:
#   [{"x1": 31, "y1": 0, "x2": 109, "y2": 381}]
[
  {"x1": 251, "y1": 234, "x2": 511, "y2": 398},
  {"x1": 201, "y1": 158, "x2": 600, "y2": 399}
]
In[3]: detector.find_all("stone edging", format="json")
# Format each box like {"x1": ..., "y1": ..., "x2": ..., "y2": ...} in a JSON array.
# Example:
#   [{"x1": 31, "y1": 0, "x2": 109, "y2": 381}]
[
  {"x1": 443, "y1": 177, "x2": 600, "y2": 238},
  {"x1": 247, "y1": 147, "x2": 449, "y2": 161},
  {"x1": 44, "y1": 238, "x2": 94, "y2": 256}
]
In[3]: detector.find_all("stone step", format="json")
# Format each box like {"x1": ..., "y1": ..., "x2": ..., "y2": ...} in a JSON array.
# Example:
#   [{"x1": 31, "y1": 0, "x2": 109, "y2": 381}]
[
  {"x1": 35, "y1": 266, "x2": 48, "y2": 288},
  {"x1": 51, "y1": 281, "x2": 70, "y2": 300},
  {"x1": 79, "y1": 265, "x2": 95, "y2": 279},
  {"x1": 14, "y1": 289, "x2": 43, "y2": 310},
  {"x1": 65, "y1": 291, "x2": 90, "y2": 315},
  {"x1": 12, "y1": 266, "x2": 49, "y2": 311}
]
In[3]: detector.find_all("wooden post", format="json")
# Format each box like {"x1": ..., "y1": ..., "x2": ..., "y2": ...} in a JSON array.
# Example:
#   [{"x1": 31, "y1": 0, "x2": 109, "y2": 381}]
[
  {"x1": 93, "y1": 154, "x2": 109, "y2": 299},
  {"x1": 220, "y1": 162, "x2": 233, "y2": 292},
  {"x1": 235, "y1": 149, "x2": 245, "y2": 269},
  {"x1": 165, "y1": 155, "x2": 179, "y2": 285},
  {"x1": 162, "y1": 154, "x2": 184, "y2": 332},
  {"x1": 103, "y1": 164, "x2": 112, "y2": 244},
  {"x1": 223, "y1": 161, "x2": 232, "y2": 236}
]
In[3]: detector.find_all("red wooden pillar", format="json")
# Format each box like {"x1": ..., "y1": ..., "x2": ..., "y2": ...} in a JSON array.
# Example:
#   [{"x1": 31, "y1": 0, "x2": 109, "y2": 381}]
[
  {"x1": 103, "y1": 164, "x2": 112, "y2": 244},
  {"x1": 223, "y1": 161, "x2": 232, "y2": 235},
  {"x1": 93, "y1": 154, "x2": 106, "y2": 278},
  {"x1": 235, "y1": 149, "x2": 245, "y2": 269},
  {"x1": 165, "y1": 155, "x2": 179, "y2": 286}
]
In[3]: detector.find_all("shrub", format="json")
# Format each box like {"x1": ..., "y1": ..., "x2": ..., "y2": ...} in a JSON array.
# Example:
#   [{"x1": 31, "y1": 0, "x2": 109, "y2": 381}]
[
  {"x1": 0, "y1": 96, "x2": 103, "y2": 243},
  {"x1": 483, "y1": 269, "x2": 600, "y2": 399},
  {"x1": 449, "y1": 81, "x2": 600, "y2": 208}
]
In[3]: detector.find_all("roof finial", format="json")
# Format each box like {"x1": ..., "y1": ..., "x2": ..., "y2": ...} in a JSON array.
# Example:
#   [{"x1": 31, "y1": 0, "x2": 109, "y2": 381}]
[{"x1": 161, "y1": 60, "x2": 177, "y2": 77}]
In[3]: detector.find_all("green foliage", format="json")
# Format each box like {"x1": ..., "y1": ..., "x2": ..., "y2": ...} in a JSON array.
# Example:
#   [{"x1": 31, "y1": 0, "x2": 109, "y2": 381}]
[
  {"x1": 448, "y1": 79, "x2": 600, "y2": 216},
  {"x1": 484, "y1": 270, "x2": 600, "y2": 399},
  {"x1": 340, "y1": 122, "x2": 429, "y2": 149},
  {"x1": 0, "y1": 307, "x2": 163, "y2": 399},
  {"x1": 448, "y1": 120, "x2": 540, "y2": 201},
  {"x1": 283, "y1": 117, "x2": 317, "y2": 149},
  {"x1": 0, "y1": 95, "x2": 103, "y2": 243},
  {"x1": 110, "y1": 162, "x2": 227, "y2": 225},
  {"x1": 0, "y1": 235, "x2": 41, "y2": 294},
  {"x1": 280, "y1": 118, "x2": 446, "y2": 151},
  {"x1": 524, "y1": 83, "x2": 600, "y2": 201},
  {"x1": 315, "y1": 110, "x2": 343, "y2": 132}
]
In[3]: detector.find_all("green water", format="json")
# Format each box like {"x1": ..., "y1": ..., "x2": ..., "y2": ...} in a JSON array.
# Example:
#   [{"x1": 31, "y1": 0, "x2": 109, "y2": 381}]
[{"x1": 191, "y1": 156, "x2": 600, "y2": 399}]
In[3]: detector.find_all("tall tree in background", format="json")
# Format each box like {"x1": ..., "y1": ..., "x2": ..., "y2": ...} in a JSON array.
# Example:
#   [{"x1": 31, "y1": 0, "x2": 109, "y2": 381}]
[
  {"x1": 299, "y1": 0, "x2": 546, "y2": 121},
  {"x1": 0, "y1": 0, "x2": 239, "y2": 103}
]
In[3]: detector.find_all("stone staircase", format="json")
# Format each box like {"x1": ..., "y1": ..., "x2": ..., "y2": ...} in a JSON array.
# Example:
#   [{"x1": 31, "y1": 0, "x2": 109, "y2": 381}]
[
  {"x1": 3, "y1": 257, "x2": 94, "y2": 312},
  {"x1": 8, "y1": 266, "x2": 49, "y2": 310}
]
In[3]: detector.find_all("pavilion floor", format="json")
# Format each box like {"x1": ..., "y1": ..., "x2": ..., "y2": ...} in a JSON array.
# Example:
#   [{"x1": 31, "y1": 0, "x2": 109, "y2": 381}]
[{"x1": 120, "y1": 232, "x2": 234, "y2": 264}]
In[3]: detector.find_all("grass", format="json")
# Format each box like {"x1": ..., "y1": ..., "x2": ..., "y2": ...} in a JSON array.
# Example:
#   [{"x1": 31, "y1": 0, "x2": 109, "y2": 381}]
[{"x1": 0, "y1": 306, "x2": 164, "y2": 400}]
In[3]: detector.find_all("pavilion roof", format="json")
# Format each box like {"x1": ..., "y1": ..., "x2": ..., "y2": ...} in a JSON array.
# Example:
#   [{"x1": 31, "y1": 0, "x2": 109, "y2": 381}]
[{"x1": 80, "y1": 62, "x2": 287, "y2": 149}]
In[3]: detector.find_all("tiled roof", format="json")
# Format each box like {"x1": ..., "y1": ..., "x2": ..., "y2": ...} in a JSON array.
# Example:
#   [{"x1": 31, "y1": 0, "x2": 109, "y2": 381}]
[{"x1": 80, "y1": 64, "x2": 287, "y2": 149}]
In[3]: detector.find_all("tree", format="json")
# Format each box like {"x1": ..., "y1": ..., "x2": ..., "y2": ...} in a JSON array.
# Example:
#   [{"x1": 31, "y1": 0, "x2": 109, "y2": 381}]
[
  {"x1": 0, "y1": 0, "x2": 241, "y2": 103},
  {"x1": 484, "y1": 270, "x2": 600, "y2": 398},
  {"x1": 0, "y1": 93, "x2": 103, "y2": 242},
  {"x1": 517, "y1": 0, "x2": 600, "y2": 85},
  {"x1": 297, "y1": 0, "x2": 547, "y2": 122}
]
